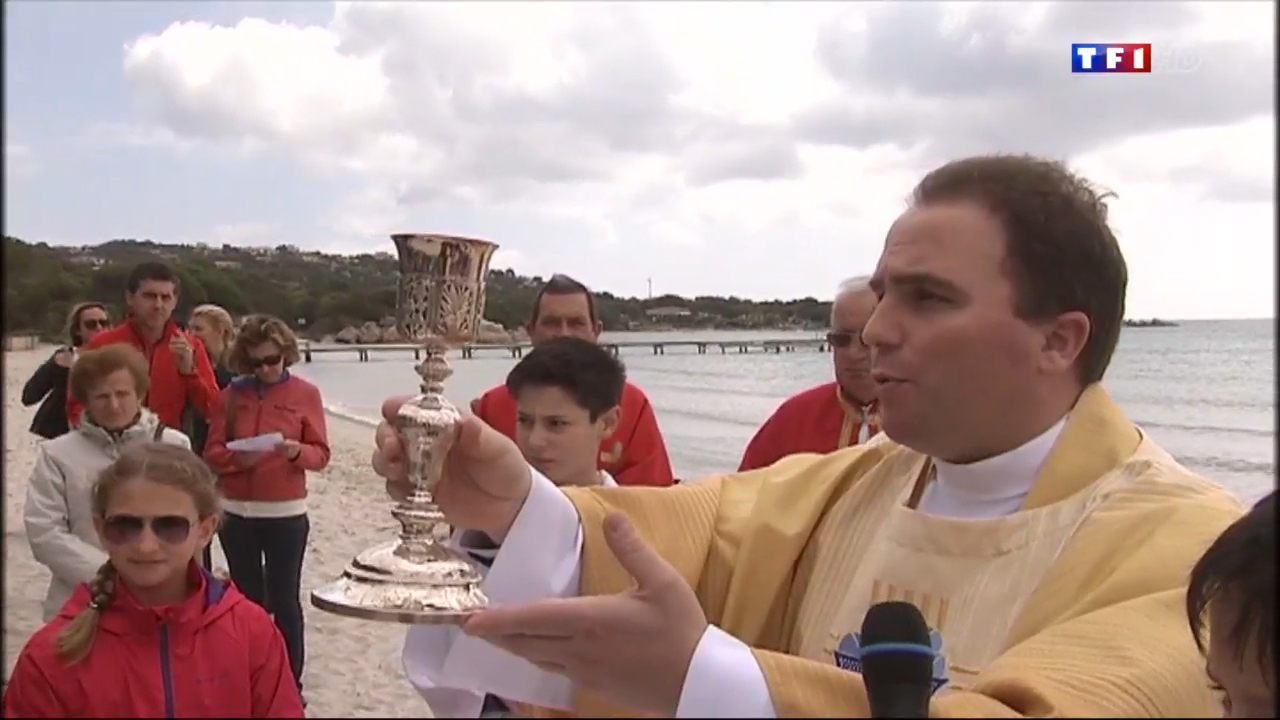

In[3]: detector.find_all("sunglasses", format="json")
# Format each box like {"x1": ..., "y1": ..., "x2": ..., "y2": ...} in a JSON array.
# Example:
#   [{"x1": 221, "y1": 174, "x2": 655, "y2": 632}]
[
  {"x1": 247, "y1": 354, "x2": 282, "y2": 369},
  {"x1": 102, "y1": 514, "x2": 193, "y2": 546},
  {"x1": 81, "y1": 318, "x2": 111, "y2": 330},
  {"x1": 826, "y1": 331, "x2": 869, "y2": 351}
]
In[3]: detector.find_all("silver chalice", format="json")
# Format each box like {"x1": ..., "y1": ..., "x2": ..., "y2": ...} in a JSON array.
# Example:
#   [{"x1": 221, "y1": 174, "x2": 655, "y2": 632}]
[{"x1": 310, "y1": 233, "x2": 498, "y2": 624}]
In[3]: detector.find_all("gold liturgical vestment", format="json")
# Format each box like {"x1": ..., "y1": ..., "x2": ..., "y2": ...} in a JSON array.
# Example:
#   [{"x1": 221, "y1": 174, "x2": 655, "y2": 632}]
[{"x1": 553, "y1": 385, "x2": 1243, "y2": 717}]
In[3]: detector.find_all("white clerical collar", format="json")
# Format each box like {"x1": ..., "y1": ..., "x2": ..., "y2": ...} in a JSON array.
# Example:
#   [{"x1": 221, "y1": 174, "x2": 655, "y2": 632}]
[{"x1": 931, "y1": 416, "x2": 1068, "y2": 504}]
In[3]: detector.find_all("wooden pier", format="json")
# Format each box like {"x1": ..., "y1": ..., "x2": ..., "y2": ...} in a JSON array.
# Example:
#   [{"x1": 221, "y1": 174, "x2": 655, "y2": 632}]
[{"x1": 301, "y1": 338, "x2": 829, "y2": 362}]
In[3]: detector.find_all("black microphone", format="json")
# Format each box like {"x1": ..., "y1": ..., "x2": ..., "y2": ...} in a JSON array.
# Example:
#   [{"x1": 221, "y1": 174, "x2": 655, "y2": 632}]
[{"x1": 859, "y1": 601, "x2": 936, "y2": 719}]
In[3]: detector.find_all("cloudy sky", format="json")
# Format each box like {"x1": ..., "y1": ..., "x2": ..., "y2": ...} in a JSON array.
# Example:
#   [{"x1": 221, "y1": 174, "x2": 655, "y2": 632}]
[{"x1": 5, "y1": 1, "x2": 1274, "y2": 318}]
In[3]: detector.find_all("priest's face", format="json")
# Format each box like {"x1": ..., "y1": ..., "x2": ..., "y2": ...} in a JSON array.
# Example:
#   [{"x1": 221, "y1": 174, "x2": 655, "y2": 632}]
[
  {"x1": 863, "y1": 201, "x2": 1056, "y2": 463},
  {"x1": 829, "y1": 288, "x2": 877, "y2": 405},
  {"x1": 515, "y1": 385, "x2": 619, "y2": 486}
]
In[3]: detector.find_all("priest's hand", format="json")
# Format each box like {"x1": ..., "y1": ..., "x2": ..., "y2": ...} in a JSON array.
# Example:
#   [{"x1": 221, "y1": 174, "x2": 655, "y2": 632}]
[
  {"x1": 463, "y1": 513, "x2": 708, "y2": 717},
  {"x1": 372, "y1": 394, "x2": 532, "y2": 541}
]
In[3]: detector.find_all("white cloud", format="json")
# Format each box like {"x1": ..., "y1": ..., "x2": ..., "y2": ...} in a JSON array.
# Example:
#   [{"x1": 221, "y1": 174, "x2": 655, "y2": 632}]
[
  {"x1": 5, "y1": 135, "x2": 36, "y2": 181},
  {"x1": 110, "y1": 1, "x2": 1274, "y2": 316}
]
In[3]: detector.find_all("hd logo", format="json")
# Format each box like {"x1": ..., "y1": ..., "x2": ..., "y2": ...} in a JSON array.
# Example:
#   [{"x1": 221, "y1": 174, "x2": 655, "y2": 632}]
[{"x1": 832, "y1": 629, "x2": 950, "y2": 694}]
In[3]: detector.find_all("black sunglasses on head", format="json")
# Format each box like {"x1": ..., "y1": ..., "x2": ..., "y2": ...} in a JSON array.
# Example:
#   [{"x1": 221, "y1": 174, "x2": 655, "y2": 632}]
[{"x1": 101, "y1": 514, "x2": 193, "y2": 545}]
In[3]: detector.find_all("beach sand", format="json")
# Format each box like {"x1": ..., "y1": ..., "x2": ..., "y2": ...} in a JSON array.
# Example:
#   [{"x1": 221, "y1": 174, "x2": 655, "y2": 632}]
[{"x1": 4, "y1": 347, "x2": 436, "y2": 717}]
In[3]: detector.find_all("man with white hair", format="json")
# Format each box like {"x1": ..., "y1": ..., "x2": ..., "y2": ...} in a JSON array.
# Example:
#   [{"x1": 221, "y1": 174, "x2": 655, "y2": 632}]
[{"x1": 738, "y1": 276, "x2": 879, "y2": 471}]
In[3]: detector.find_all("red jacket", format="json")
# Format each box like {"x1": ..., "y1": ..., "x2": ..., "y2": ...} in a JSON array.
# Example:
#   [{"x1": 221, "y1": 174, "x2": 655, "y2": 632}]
[
  {"x1": 67, "y1": 319, "x2": 220, "y2": 430},
  {"x1": 2, "y1": 564, "x2": 304, "y2": 718},
  {"x1": 473, "y1": 381, "x2": 675, "y2": 487},
  {"x1": 738, "y1": 382, "x2": 879, "y2": 471},
  {"x1": 204, "y1": 373, "x2": 331, "y2": 503}
]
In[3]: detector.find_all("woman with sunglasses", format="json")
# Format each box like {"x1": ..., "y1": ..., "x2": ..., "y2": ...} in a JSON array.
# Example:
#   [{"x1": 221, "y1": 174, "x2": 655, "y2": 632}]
[
  {"x1": 203, "y1": 314, "x2": 331, "y2": 699},
  {"x1": 22, "y1": 302, "x2": 112, "y2": 440},
  {"x1": 23, "y1": 344, "x2": 192, "y2": 623},
  {"x1": 4, "y1": 442, "x2": 305, "y2": 718}
]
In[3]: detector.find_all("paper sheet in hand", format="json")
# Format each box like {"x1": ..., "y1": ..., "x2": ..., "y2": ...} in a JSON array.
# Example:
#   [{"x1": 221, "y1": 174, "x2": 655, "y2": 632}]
[{"x1": 226, "y1": 432, "x2": 284, "y2": 452}]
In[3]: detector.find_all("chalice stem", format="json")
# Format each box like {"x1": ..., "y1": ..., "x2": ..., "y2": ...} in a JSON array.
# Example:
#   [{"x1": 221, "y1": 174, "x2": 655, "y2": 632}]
[{"x1": 391, "y1": 340, "x2": 455, "y2": 561}]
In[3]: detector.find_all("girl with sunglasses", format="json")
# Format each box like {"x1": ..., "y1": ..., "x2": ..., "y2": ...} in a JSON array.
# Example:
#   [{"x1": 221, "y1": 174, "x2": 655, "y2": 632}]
[
  {"x1": 203, "y1": 314, "x2": 331, "y2": 700},
  {"x1": 4, "y1": 442, "x2": 305, "y2": 718},
  {"x1": 24, "y1": 344, "x2": 191, "y2": 623}
]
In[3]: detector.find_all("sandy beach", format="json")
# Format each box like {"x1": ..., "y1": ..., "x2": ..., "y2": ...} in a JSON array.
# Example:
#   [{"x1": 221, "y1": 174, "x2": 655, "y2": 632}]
[{"x1": 3, "y1": 347, "x2": 435, "y2": 717}]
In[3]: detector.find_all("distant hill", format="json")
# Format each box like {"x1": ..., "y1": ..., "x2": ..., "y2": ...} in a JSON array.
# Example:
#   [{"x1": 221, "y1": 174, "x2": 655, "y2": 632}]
[{"x1": 3, "y1": 237, "x2": 832, "y2": 340}]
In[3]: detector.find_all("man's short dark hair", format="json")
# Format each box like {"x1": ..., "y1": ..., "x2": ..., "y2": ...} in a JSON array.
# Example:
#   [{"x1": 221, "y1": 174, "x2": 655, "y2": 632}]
[
  {"x1": 530, "y1": 274, "x2": 597, "y2": 326},
  {"x1": 505, "y1": 336, "x2": 624, "y2": 421},
  {"x1": 1186, "y1": 492, "x2": 1275, "y2": 680},
  {"x1": 127, "y1": 261, "x2": 181, "y2": 294},
  {"x1": 911, "y1": 154, "x2": 1128, "y2": 385}
]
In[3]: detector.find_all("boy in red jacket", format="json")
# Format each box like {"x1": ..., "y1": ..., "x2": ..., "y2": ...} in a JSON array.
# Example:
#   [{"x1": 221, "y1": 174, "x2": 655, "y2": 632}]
[{"x1": 471, "y1": 274, "x2": 675, "y2": 486}]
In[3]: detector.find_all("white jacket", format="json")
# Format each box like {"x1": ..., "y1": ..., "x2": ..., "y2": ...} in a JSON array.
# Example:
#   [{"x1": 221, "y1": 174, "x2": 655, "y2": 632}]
[{"x1": 24, "y1": 409, "x2": 190, "y2": 621}]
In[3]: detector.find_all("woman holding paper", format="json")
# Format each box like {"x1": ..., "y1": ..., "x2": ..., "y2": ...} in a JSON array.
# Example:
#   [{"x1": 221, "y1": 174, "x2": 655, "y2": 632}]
[{"x1": 203, "y1": 314, "x2": 330, "y2": 698}]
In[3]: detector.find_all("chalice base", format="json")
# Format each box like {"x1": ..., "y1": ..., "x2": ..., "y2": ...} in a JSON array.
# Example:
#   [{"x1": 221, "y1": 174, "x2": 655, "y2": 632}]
[{"x1": 310, "y1": 538, "x2": 489, "y2": 625}]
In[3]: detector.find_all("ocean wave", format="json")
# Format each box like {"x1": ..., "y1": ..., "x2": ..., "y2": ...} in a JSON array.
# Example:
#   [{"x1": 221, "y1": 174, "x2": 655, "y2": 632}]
[
  {"x1": 1137, "y1": 419, "x2": 1275, "y2": 439},
  {"x1": 322, "y1": 402, "x2": 381, "y2": 428},
  {"x1": 1175, "y1": 454, "x2": 1275, "y2": 477}
]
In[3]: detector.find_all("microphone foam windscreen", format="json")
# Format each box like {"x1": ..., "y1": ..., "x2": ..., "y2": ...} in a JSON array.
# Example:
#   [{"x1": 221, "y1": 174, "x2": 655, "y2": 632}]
[{"x1": 859, "y1": 601, "x2": 935, "y2": 686}]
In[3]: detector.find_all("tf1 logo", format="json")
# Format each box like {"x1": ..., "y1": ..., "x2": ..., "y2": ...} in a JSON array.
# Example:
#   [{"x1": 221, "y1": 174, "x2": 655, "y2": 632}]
[{"x1": 1071, "y1": 43, "x2": 1201, "y2": 74}]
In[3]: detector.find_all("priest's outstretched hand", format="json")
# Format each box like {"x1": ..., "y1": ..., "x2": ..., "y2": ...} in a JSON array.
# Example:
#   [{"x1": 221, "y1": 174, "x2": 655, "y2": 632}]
[
  {"x1": 373, "y1": 394, "x2": 531, "y2": 542},
  {"x1": 463, "y1": 513, "x2": 708, "y2": 717}
]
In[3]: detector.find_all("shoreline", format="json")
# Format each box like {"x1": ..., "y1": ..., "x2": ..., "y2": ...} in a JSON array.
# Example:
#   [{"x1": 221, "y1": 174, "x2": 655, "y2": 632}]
[{"x1": 3, "y1": 347, "x2": 435, "y2": 717}]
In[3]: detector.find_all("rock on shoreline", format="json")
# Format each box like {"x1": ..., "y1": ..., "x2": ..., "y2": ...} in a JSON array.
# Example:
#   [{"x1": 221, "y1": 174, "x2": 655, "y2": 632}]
[{"x1": 329, "y1": 319, "x2": 524, "y2": 345}]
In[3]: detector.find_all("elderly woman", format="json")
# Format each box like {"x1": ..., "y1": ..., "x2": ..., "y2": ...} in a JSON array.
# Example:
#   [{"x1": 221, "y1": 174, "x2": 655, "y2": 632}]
[
  {"x1": 204, "y1": 314, "x2": 330, "y2": 696},
  {"x1": 23, "y1": 344, "x2": 191, "y2": 621},
  {"x1": 22, "y1": 302, "x2": 111, "y2": 440}
]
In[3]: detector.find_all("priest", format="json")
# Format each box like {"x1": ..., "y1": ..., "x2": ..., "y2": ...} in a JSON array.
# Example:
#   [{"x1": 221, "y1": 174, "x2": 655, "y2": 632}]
[
  {"x1": 739, "y1": 275, "x2": 879, "y2": 472},
  {"x1": 385, "y1": 154, "x2": 1243, "y2": 718}
]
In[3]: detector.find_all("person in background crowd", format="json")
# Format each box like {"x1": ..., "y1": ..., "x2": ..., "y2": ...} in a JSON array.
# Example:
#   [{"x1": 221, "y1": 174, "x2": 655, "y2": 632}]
[
  {"x1": 421, "y1": 336, "x2": 627, "y2": 718},
  {"x1": 185, "y1": 303, "x2": 237, "y2": 451},
  {"x1": 203, "y1": 314, "x2": 330, "y2": 698},
  {"x1": 1187, "y1": 491, "x2": 1275, "y2": 719},
  {"x1": 3, "y1": 442, "x2": 304, "y2": 718},
  {"x1": 186, "y1": 303, "x2": 238, "y2": 570},
  {"x1": 24, "y1": 345, "x2": 191, "y2": 622},
  {"x1": 738, "y1": 276, "x2": 880, "y2": 471},
  {"x1": 22, "y1": 302, "x2": 111, "y2": 440},
  {"x1": 67, "y1": 262, "x2": 221, "y2": 431},
  {"x1": 471, "y1": 274, "x2": 675, "y2": 487}
]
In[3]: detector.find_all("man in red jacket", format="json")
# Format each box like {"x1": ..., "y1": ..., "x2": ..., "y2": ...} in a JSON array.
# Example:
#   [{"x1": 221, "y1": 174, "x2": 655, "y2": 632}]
[
  {"x1": 67, "y1": 262, "x2": 220, "y2": 431},
  {"x1": 471, "y1": 274, "x2": 675, "y2": 487}
]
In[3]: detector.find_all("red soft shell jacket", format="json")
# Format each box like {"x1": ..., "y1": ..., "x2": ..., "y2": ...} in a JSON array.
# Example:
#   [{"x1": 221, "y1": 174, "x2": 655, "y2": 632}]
[
  {"x1": 2, "y1": 563, "x2": 304, "y2": 719},
  {"x1": 203, "y1": 373, "x2": 331, "y2": 503},
  {"x1": 473, "y1": 380, "x2": 675, "y2": 486},
  {"x1": 67, "y1": 319, "x2": 221, "y2": 430}
]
